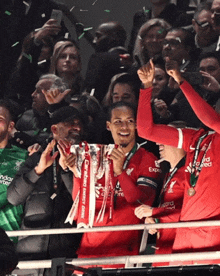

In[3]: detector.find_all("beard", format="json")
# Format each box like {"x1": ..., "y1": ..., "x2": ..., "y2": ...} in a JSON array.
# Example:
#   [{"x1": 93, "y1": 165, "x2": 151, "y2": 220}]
[
  {"x1": 66, "y1": 131, "x2": 81, "y2": 144},
  {"x1": 0, "y1": 130, "x2": 8, "y2": 144}
]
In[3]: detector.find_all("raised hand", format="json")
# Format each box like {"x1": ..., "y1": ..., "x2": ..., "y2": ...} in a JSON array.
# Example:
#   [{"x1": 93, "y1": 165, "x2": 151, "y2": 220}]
[
  {"x1": 57, "y1": 139, "x2": 79, "y2": 176},
  {"x1": 34, "y1": 19, "x2": 61, "y2": 43},
  {"x1": 42, "y1": 88, "x2": 71, "y2": 104},
  {"x1": 165, "y1": 58, "x2": 183, "y2": 84},
  {"x1": 35, "y1": 139, "x2": 58, "y2": 175},
  {"x1": 154, "y1": 98, "x2": 170, "y2": 118},
  {"x1": 200, "y1": 71, "x2": 220, "y2": 92},
  {"x1": 137, "y1": 59, "x2": 155, "y2": 88},
  {"x1": 109, "y1": 146, "x2": 126, "y2": 176}
]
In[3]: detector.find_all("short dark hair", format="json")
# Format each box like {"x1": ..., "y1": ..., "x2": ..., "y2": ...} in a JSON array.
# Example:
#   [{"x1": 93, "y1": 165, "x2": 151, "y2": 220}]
[
  {"x1": 167, "y1": 27, "x2": 197, "y2": 59},
  {"x1": 107, "y1": 101, "x2": 137, "y2": 122},
  {"x1": 194, "y1": 2, "x2": 212, "y2": 20},
  {"x1": 0, "y1": 100, "x2": 16, "y2": 122},
  {"x1": 199, "y1": 51, "x2": 220, "y2": 66}
]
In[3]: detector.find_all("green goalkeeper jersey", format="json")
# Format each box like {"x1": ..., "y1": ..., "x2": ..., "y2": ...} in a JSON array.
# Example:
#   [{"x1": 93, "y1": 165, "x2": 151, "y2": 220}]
[{"x1": 0, "y1": 145, "x2": 28, "y2": 243}]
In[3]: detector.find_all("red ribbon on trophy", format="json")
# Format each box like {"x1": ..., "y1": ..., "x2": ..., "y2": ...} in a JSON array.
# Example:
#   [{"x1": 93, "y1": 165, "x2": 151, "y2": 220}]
[{"x1": 65, "y1": 142, "x2": 115, "y2": 228}]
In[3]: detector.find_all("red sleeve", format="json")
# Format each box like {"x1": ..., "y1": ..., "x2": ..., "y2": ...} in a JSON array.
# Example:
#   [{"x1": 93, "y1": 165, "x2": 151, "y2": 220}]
[
  {"x1": 137, "y1": 88, "x2": 180, "y2": 148},
  {"x1": 180, "y1": 81, "x2": 220, "y2": 134},
  {"x1": 117, "y1": 171, "x2": 156, "y2": 205},
  {"x1": 152, "y1": 206, "x2": 181, "y2": 218}
]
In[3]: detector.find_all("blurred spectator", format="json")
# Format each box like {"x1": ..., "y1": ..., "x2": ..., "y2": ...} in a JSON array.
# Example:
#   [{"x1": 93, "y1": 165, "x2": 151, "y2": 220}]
[
  {"x1": 133, "y1": 19, "x2": 171, "y2": 68},
  {"x1": 211, "y1": 0, "x2": 220, "y2": 41},
  {"x1": 192, "y1": 2, "x2": 218, "y2": 52},
  {"x1": 0, "y1": 100, "x2": 28, "y2": 243},
  {"x1": 0, "y1": 0, "x2": 67, "y2": 99},
  {"x1": 102, "y1": 73, "x2": 141, "y2": 108},
  {"x1": 83, "y1": 21, "x2": 130, "y2": 103},
  {"x1": 13, "y1": 74, "x2": 71, "y2": 149},
  {"x1": 162, "y1": 27, "x2": 199, "y2": 71},
  {"x1": 128, "y1": 0, "x2": 192, "y2": 55},
  {"x1": 6, "y1": 19, "x2": 61, "y2": 110},
  {"x1": 49, "y1": 39, "x2": 83, "y2": 103},
  {"x1": 7, "y1": 106, "x2": 86, "y2": 260},
  {"x1": 169, "y1": 51, "x2": 220, "y2": 128},
  {"x1": 0, "y1": 228, "x2": 18, "y2": 276}
]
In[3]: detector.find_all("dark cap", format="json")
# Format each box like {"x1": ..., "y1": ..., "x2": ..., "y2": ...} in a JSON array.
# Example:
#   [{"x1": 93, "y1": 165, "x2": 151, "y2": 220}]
[{"x1": 50, "y1": 106, "x2": 83, "y2": 125}]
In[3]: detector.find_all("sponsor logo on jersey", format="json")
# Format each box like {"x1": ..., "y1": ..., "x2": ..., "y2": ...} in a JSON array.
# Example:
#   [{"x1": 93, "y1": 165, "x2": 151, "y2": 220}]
[
  {"x1": 161, "y1": 200, "x2": 175, "y2": 209},
  {"x1": 0, "y1": 174, "x2": 13, "y2": 186}
]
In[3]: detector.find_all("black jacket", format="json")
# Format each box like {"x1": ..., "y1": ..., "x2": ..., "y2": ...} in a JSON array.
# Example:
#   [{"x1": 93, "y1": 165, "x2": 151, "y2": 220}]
[{"x1": 7, "y1": 151, "x2": 81, "y2": 260}]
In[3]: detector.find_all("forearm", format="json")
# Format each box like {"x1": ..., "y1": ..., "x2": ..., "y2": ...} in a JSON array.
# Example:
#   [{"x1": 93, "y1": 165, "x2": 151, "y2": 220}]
[
  {"x1": 180, "y1": 81, "x2": 220, "y2": 133},
  {"x1": 117, "y1": 171, "x2": 156, "y2": 205},
  {"x1": 7, "y1": 169, "x2": 41, "y2": 206},
  {"x1": 152, "y1": 206, "x2": 180, "y2": 218},
  {"x1": 137, "y1": 88, "x2": 179, "y2": 147}
]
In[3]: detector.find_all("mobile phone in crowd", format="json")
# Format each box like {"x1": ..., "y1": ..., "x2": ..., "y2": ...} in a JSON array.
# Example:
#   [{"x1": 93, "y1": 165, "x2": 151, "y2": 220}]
[{"x1": 50, "y1": 9, "x2": 62, "y2": 25}]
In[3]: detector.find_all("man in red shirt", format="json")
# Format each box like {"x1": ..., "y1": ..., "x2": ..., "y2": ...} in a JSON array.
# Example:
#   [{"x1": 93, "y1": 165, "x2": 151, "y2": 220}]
[
  {"x1": 58, "y1": 101, "x2": 161, "y2": 268},
  {"x1": 137, "y1": 58, "x2": 220, "y2": 265},
  {"x1": 135, "y1": 121, "x2": 186, "y2": 266}
]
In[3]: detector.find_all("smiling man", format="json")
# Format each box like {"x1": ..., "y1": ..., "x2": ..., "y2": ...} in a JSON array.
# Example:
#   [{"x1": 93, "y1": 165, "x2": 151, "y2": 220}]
[
  {"x1": 67, "y1": 101, "x2": 161, "y2": 268},
  {"x1": 7, "y1": 106, "x2": 85, "y2": 261}
]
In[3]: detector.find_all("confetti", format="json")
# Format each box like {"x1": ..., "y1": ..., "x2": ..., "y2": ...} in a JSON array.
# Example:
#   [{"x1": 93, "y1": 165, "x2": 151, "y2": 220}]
[
  {"x1": 76, "y1": 23, "x2": 84, "y2": 26},
  {"x1": 104, "y1": 10, "x2": 110, "y2": 13},
  {"x1": 90, "y1": 88, "x2": 95, "y2": 96},
  {"x1": 5, "y1": 11, "x2": 11, "y2": 15},
  {"x1": 158, "y1": 28, "x2": 165, "y2": 34},
  {"x1": 23, "y1": 52, "x2": 32, "y2": 63},
  {"x1": 92, "y1": 0, "x2": 98, "y2": 5},
  {"x1": 23, "y1": 1, "x2": 29, "y2": 6},
  {"x1": 70, "y1": 6, "x2": 75, "y2": 12},
  {"x1": 41, "y1": 13, "x2": 46, "y2": 18},
  {"x1": 64, "y1": 32, "x2": 69, "y2": 38},
  {"x1": 11, "y1": 42, "x2": 20, "y2": 47},
  {"x1": 37, "y1": 59, "x2": 47, "y2": 65},
  {"x1": 34, "y1": 28, "x2": 41, "y2": 32},
  {"x1": 83, "y1": 27, "x2": 93, "y2": 31},
  {"x1": 143, "y1": 7, "x2": 149, "y2": 13},
  {"x1": 80, "y1": 9, "x2": 88, "y2": 12},
  {"x1": 78, "y1": 32, "x2": 85, "y2": 40}
]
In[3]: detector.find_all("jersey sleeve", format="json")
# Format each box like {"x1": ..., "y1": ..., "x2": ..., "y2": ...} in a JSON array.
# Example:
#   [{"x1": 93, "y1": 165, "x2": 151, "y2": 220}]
[
  {"x1": 152, "y1": 206, "x2": 181, "y2": 218},
  {"x1": 117, "y1": 150, "x2": 160, "y2": 206},
  {"x1": 137, "y1": 87, "x2": 199, "y2": 151},
  {"x1": 180, "y1": 80, "x2": 220, "y2": 134},
  {"x1": 137, "y1": 88, "x2": 180, "y2": 148}
]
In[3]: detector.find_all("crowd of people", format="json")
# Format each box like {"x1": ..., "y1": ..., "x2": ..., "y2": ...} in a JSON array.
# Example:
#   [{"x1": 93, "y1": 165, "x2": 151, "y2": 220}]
[{"x1": 2, "y1": 0, "x2": 220, "y2": 274}]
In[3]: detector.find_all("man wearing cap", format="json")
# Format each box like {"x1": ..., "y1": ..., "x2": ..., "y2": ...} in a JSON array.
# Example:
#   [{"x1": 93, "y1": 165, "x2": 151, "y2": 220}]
[{"x1": 7, "y1": 106, "x2": 85, "y2": 261}]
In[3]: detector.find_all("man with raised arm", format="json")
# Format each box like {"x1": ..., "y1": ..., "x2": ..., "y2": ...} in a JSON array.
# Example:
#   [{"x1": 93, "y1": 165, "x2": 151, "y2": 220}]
[
  {"x1": 137, "y1": 59, "x2": 220, "y2": 265},
  {"x1": 58, "y1": 101, "x2": 161, "y2": 269}
]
